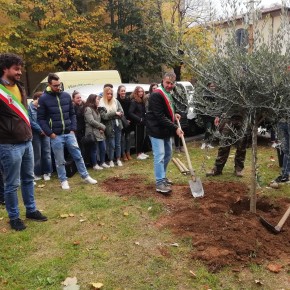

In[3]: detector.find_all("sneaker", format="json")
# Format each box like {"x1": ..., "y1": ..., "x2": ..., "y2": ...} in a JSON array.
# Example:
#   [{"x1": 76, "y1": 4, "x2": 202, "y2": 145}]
[
  {"x1": 206, "y1": 167, "x2": 222, "y2": 177},
  {"x1": 156, "y1": 183, "x2": 172, "y2": 195},
  {"x1": 101, "y1": 163, "x2": 110, "y2": 168},
  {"x1": 235, "y1": 170, "x2": 244, "y2": 177},
  {"x1": 116, "y1": 160, "x2": 123, "y2": 167},
  {"x1": 26, "y1": 210, "x2": 48, "y2": 222},
  {"x1": 61, "y1": 180, "x2": 70, "y2": 190},
  {"x1": 84, "y1": 176, "x2": 98, "y2": 184},
  {"x1": 207, "y1": 144, "x2": 214, "y2": 149},
  {"x1": 201, "y1": 143, "x2": 206, "y2": 150},
  {"x1": 34, "y1": 175, "x2": 42, "y2": 181},
  {"x1": 93, "y1": 164, "x2": 103, "y2": 170},
  {"x1": 141, "y1": 153, "x2": 149, "y2": 158},
  {"x1": 275, "y1": 175, "x2": 289, "y2": 183},
  {"x1": 109, "y1": 161, "x2": 115, "y2": 167},
  {"x1": 43, "y1": 174, "x2": 51, "y2": 181},
  {"x1": 165, "y1": 178, "x2": 173, "y2": 185},
  {"x1": 10, "y1": 218, "x2": 26, "y2": 231},
  {"x1": 137, "y1": 154, "x2": 147, "y2": 160}
]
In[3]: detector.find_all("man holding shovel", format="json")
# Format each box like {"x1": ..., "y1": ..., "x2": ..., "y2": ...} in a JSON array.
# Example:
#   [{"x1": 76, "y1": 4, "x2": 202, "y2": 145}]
[{"x1": 146, "y1": 72, "x2": 184, "y2": 195}]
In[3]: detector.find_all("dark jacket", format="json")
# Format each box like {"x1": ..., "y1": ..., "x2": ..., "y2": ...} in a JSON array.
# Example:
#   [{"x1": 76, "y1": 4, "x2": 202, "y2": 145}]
[
  {"x1": 117, "y1": 96, "x2": 131, "y2": 119},
  {"x1": 128, "y1": 100, "x2": 146, "y2": 126},
  {"x1": 0, "y1": 79, "x2": 32, "y2": 144},
  {"x1": 37, "y1": 88, "x2": 76, "y2": 136},
  {"x1": 74, "y1": 103, "x2": 85, "y2": 139},
  {"x1": 146, "y1": 88, "x2": 178, "y2": 139}
]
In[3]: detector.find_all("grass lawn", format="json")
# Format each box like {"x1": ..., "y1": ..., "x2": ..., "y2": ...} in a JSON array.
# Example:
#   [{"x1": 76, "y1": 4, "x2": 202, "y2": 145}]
[{"x1": 0, "y1": 138, "x2": 289, "y2": 290}]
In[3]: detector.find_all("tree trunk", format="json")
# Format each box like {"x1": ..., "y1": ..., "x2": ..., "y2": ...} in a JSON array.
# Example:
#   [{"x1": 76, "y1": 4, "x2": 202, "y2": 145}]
[
  {"x1": 173, "y1": 65, "x2": 182, "y2": 81},
  {"x1": 250, "y1": 115, "x2": 258, "y2": 213}
]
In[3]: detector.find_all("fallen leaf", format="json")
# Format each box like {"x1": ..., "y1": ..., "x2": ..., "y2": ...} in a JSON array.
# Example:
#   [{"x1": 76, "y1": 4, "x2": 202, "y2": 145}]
[
  {"x1": 123, "y1": 212, "x2": 129, "y2": 216},
  {"x1": 60, "y1": 214, "x2": 69, "y2": 218},
  {"x1": 101, "y1": 235, "x2": 108, "y2": 241},
  {"x1": 69, "y1": 213, "x2": 75, "y2": 217},
  {"x1": 79, "y1": 219, "x2": 86, "y2": 222},
  {"x1": 62, "y1": 277, "x2": 78, "y2": 286},
  {"x1": 254, "y1": 279, "x2": 264, "y2": 285},
  {"x1": 37, "y1": 184, "x2": 45, "y2": 188},
  {"x1": 0, "y1": 217, "x2": 3, "y2": 220},
  {"x1": 170, "y1": 243, "x2": 179, "y2": 247},
  {"x1": 90, "y1": 282, "x2": 104, "y2": 289},
  {"x1": 189, "y1": 270, "x2": 196, "y2": 277},
  {"x1": 134, "y1": 241, "x2": 140, "y2": 245},
  {"x1": 267, "y1": 263, "x2": 283, "y2": 273},
  {"x1": 73, "y1": 241, "x2": 80, "y2": 246},
  {"x1": 270, "y1": 156, "x2": 275, "y2": 162},
  {"x1": 148, "y1": 206, "x2": 152, "y2": 211}
]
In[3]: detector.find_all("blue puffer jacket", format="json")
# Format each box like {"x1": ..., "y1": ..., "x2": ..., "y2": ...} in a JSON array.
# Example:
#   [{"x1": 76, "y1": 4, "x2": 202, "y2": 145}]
[{"x1": 37, "y1": 88, "x2": 76, "y2": 136}]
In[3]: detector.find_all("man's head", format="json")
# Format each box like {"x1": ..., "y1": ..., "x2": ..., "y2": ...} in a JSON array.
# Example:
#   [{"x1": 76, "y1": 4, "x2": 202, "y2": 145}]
[
  {"x1": 48, "y1": 73, "x2": 62, "y2": 93},
  {"x1": 162, "y1": 72, "x2": 176, "y2": 93},
  {"x1": 0, "y1": 53, "x2": 24, "y2": 84}
]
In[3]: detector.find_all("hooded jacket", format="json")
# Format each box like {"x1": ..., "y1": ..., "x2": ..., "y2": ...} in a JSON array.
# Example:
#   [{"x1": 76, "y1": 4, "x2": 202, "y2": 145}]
[
  {"x1": 0, "y1": 79, "x2": 32, "y2": 144},
  {"x1": 37, "y1": 87, "x2": 76, "y2": 136}
]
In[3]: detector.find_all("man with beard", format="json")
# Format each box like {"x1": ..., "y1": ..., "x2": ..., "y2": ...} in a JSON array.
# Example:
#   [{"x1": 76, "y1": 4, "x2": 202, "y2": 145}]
[{"x1": 0, "y1": 53, "x2": 47, "y2": 231}]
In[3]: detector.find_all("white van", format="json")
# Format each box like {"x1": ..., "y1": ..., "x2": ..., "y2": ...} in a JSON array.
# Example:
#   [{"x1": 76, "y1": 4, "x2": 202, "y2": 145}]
[{"x1": 31, "y1": 70, "x2": 122, "y2": 95}]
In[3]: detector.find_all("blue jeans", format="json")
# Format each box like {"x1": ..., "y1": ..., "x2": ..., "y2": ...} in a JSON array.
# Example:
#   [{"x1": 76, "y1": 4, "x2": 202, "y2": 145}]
[
  {"x1": 0, "y1": 141, "x2": 37, "y2": 220},
  {"x1": 0, "y1": 170, "x2": 4, "y2": 202},
  {"x1": 106, "y1": 124, "x2": 122, "y2": 161},
  {"x1": 50, "y1": 133, "x2": 89, "y2": 182},
  {"x1": 150, "y1": 136, "x2": 172, "y2": 185},
  {"x1": 121, "y1": 130, "x2": 131, "y2": 155},
  {"x1": 90, "y1": 140, "x2": 106, "y2": 165},
  {"x1": 32, "y1": 132, "x2": 52, "y2": 176},
  {"x1": 277, "y1": 121, "x2": 290, "y2": 176}
]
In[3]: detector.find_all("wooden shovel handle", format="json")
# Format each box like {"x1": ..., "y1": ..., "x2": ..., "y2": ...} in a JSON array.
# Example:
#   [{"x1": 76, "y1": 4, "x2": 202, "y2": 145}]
[
  {"x1": 276, "y1": 205, "x2": 290, "y2": 231},
  {"x1": 176, "y1": 119, "x2": 195, "y2": 179},
  {"x1": 172, "y1": 157, "x2": 185, "y2": 173}
]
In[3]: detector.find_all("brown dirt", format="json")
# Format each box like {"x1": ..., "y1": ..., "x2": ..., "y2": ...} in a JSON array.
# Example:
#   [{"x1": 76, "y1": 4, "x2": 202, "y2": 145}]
[{"x1": 102, "y1": 175, "x2": 290, "y2": 272}]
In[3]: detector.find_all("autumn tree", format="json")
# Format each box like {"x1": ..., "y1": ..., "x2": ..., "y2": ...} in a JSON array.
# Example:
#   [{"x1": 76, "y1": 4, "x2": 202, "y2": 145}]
[{"x1": 0, "y1": 0, "x2": 114, "y2": 71}]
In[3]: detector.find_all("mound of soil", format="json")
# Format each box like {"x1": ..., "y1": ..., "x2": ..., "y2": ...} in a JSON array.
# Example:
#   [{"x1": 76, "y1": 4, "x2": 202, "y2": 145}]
[{"x1": 102, "y1": 175, "x2": 290, "y2": 272}]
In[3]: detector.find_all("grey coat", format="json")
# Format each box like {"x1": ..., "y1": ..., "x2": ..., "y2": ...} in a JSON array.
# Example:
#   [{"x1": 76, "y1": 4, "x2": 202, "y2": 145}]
[
  {"x1": 100, "y1": 99, "x2": 124, "y2": 138},
  {"x1": 84, "y1": 107, "x2": 106, "y2": 141}
]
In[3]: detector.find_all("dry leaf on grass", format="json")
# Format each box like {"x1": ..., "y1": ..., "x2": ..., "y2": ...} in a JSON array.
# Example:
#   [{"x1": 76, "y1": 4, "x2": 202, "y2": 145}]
[
  {"x1": 123, "y1": 212, "x2": 129, "y2": 216},
  {"x1": 266, "y1": 263, "x2": 283, "y2": 273},
  {"x1": 62, "y1": 277, "x2": 78, "y2": 286},
  {"x1": 60, "y1": 214, "x2": 69, "y2": 218},
  {"x1": 90, "y1": 282, "x2": 104, "y2": 289},
  {"x1": 254, "y1": 279, "x2": 264, "y2": 285},
  {"x1": 37, "y1": 184, "x2": 45, "y2": 188}
]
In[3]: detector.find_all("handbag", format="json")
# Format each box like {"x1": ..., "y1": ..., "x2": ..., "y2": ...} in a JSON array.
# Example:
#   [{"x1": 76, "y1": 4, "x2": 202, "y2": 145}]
[
  {"x1": 121, "y1": 115, "x2": 129, "y2": 128},
  {"x1": 81, "y1": 132, "x2": 96, "y2": 145}
]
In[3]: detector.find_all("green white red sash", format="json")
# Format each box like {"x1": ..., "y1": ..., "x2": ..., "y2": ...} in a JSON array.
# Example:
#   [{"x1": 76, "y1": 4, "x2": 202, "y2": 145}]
[
  {"x1": 0, "y1": 84, "x2": 30, "y2": 127},
  {"x1": 155, "y1": 87, "x2": 175, "y2": 122}
]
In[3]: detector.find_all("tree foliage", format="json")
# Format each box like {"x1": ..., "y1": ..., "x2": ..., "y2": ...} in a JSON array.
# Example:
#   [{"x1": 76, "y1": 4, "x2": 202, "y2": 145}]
[{"x1": 0, "y1": 0, "x2": 114, "y2": 71}]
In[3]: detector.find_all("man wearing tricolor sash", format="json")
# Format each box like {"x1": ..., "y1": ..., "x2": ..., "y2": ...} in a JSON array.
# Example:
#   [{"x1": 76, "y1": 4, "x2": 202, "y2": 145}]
[
  {"x1": 146, "y1": 72, "x2": 184, "y2": 195},
  {"x1": 0, "y1": 53, "x2": 47, "y2": 231}
]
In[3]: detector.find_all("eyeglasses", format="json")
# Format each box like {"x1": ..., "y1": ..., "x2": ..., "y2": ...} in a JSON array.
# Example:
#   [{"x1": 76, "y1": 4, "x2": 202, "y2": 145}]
[{"x1": 51, "y1": 84, "x2": 61, "y2": 88}]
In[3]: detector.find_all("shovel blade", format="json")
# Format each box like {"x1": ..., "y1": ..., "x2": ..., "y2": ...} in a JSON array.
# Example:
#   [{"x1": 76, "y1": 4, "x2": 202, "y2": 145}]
[{"x1": 189, "y1": 178, "x2": 204, "y2": 198}]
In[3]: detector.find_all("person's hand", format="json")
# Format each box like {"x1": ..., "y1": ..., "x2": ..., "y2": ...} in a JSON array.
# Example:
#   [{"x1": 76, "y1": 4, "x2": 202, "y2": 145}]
[
  {"x1": 50, "y1": 133, "x2": 57, "y2": 139},
  {"x1": 176, "y1": 127, "x2": 184, "y2": 137},
  {"x1": 214, "y1": 117, "x2": 220, "y2": 126},
  {"x1": 175, "y1": 113, "x2": 181, "y2": 121},
  {"x1": 116, "y1": 111, "x2": 123, "y2": 117}
]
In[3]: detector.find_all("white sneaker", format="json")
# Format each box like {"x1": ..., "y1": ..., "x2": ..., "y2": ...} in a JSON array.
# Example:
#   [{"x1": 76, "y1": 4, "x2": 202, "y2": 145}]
[
  {"x1": 84, "y1": 176, "x2": 97, "y2": 184},
  {"x1": 93, "y1": 164, "x2": 103, "y2": 170},
  {"x1": 43, "y1": 174, "x2": 51, "y2": 181},
  {"x1": 61, "y1": 180, "x2": 70, "y2": 190},
  {"x1": 109, "y1": 161, "x2": 115, "y2": 167},
  {"x1": 207, "y1": 144, "x2": 214, "y2": 149},
  {"x1": 101, "y1": 163, "x2": 110, "y2": 168},
  {"x1": 140, "y1": 153, "x2": 149, "y2": 158},
  {"x1": 34, "y1": 175, "x2": 42, "y2": 181},
  {"x1": 200, "y1": 143, "x2": 206, "y2": 150},
  {"x1": 116, "y1": 160, "x2": 123, "y2": 166},
  {"x1": 137, "y1": 154, "x2": 147, "y2": 160}
]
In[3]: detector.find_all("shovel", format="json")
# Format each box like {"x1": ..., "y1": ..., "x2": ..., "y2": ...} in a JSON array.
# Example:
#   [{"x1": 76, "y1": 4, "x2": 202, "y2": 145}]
[
  {"x1": 176, "y1": 119, "x2": 204, "y2": 198},
  {"x1": 260, "y1": 205, "x2": 290, "y2": 234}
]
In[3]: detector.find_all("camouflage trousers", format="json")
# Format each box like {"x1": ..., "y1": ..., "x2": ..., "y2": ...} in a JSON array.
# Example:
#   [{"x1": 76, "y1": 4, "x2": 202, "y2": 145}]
[{"x1": 214, "y1": 117, "x2": 247, "y2": 172}]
